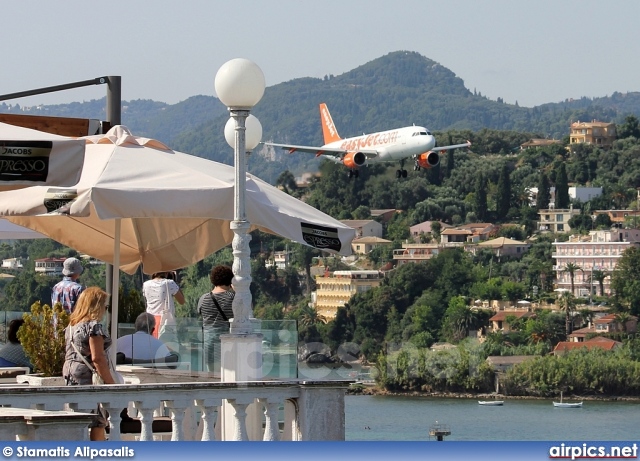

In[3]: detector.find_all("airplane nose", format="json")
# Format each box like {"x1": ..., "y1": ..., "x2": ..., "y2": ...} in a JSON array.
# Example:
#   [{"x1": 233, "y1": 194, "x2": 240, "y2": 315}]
[{"x1": 423, "y1": 135, "x2": 436, "y2": 150}]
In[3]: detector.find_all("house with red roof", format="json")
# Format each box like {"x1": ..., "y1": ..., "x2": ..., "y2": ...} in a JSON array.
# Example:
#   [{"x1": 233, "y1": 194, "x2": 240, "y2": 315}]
[
  {"x1": 568, "y1": 314, "x2": 638, "y2": 342},
  {"x1": 440, "y1": 223, "x2": 496, "y2": 245},
  {"x1": 553, "y1": 337, "x2": 622, "y2": 355}
]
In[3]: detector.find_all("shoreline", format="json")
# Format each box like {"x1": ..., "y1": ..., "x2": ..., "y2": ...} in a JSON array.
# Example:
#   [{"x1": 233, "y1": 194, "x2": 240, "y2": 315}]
[{"x1": 348, "y1": 386, "x2": 640, "y2": 402}]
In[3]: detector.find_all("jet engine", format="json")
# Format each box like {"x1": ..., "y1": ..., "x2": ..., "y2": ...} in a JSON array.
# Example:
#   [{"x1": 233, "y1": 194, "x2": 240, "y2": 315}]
[
  {"x1": 342, "y1": 151, "x2": 366, "y2": 169},
  {"x1": 415, "y1": 151, "x2": 440, "y2": 169}
]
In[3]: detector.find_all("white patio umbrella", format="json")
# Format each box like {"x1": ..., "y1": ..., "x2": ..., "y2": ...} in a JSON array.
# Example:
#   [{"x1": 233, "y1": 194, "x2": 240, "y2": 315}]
[
  {"x1": 0, "y1": 126, "x2": 356, "y2": 345},
  {"x1": 0, "y1": 126, "x2": 355, "y2": 274},
  {"x1": 0, "y1": 122, "x2": 85, "y2": 190}
]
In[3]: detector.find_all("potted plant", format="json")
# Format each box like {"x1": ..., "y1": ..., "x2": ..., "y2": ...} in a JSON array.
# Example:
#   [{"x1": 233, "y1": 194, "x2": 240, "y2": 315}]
[{"x1": 16, "y1": 301, "x2": 69, "y2": 386}]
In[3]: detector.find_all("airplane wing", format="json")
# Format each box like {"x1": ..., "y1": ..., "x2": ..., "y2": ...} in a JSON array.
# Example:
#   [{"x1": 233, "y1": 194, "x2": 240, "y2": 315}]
[
  {"x1": 429, "y1": 140, "x2": 472, "y2": 152},
  {"x1": 262, "y1": 142, "x2": 379, "y2": 159}
]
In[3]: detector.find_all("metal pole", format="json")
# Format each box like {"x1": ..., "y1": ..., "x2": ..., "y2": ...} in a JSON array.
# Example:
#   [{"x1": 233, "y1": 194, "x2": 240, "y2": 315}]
[
  {"x1": 106, "y1": 76, "x2": 121, "y2": 126},
  {"x1": 0, "y1": 77, "x2": 109, "y2": 102},
  {"x1": 229, "y1": 109, "x2": 253, "y2": 335},
  {"x1": 109, "y1": 219, "x2": 121, "y2": 365},
  {"x1": 105, "y1": 76, "x2": 121, "y2": 313}
]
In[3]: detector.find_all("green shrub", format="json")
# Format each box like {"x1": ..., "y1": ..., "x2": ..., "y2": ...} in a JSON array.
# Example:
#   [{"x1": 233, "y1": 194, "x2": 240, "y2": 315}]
[{"x1": 17, "y1": 302, "x2": 69, "y2": 377}]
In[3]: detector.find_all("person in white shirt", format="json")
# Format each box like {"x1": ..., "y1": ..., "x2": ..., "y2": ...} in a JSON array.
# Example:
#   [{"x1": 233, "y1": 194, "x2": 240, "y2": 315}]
[
  {"x1": 142, "y1": 271, "x2": 184, "y2": 343},
  {"x1": 117, "y1": 313, "x2": 174, "y2": 362}
]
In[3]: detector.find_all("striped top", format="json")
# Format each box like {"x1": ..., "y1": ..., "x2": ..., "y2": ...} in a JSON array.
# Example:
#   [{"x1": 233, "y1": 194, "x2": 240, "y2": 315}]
[{"x1": 197, "y1": 290, "x2": 234, "y2": 329}]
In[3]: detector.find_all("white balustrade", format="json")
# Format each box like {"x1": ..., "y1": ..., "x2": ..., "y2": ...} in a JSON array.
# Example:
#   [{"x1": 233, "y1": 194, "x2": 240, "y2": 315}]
[{"x1": 0, "y1": 380, "x2": 349, "y2": 442}]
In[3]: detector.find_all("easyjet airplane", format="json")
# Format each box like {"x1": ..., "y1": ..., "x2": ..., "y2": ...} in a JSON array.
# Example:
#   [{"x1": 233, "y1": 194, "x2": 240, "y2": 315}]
[{"x1": 263, "y1": 103, "x2": 471, "y2": 179}]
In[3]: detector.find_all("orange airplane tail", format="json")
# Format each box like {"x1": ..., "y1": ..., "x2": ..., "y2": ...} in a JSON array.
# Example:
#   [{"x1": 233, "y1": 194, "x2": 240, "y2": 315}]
[{"x1": 319, "y1": 103, "x2": 341, "y2": 144}]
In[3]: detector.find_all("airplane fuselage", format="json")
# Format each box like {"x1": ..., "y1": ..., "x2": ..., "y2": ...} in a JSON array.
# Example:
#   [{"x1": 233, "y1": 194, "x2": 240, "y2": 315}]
[
  {"x1": 262, "y1": 103, "x2": 470, "y2": 179},
  {"x1": 324, "y1": 126, "x2": 436, "y2": 163}
]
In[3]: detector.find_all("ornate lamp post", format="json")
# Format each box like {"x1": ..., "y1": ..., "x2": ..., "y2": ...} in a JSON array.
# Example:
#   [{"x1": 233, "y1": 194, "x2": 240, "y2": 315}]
[
  {"x1": 214, "y1": 58, "x2": 265, "y2": 385},
  {"x1": 215, "y1": 58, "x2": 264, "y2": 335}
]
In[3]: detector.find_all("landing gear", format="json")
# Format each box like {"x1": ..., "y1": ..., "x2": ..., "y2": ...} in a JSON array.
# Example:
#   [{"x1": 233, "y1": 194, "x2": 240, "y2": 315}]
[
  {"x1": 414, "y1": 161, "x2": 421, "y2": 171},
  {"x1": 396, "y1": 160, "x2": 408, "y2": 179},
  {"x1": 348, "y1": 169, "x2": 360, "y2": 179}
]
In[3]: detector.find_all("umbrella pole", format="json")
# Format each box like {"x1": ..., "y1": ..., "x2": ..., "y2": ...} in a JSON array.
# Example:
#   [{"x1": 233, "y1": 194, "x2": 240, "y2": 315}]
[{"x1": 109, "y1": 218, "x2": 121, "y2": 366}]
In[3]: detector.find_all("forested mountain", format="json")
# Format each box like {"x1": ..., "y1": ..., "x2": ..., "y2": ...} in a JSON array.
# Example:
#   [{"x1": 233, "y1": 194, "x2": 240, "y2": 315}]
[{"x1": 3, "y1": 51, "x2": 640, "y2": 184}]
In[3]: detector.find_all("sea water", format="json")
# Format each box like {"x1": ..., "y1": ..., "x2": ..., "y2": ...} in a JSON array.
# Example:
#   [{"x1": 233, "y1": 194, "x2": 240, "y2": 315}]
[{"x1": 345, "y1": 395, "x2": 640, "y2": 441}]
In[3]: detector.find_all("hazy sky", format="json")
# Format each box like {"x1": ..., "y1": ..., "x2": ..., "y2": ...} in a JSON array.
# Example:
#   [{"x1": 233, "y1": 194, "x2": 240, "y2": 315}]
[{"x1": 3, "y1": 0, "x2": 639, "y2": 109}]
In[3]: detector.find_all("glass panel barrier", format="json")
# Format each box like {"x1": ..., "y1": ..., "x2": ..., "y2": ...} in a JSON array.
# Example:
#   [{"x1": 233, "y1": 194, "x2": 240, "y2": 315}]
[
  {"x1": 0, "y1": 311, "x2": 32, "y2": 344},
  {"x1": 1, "y1": 312, "x2": 363, "y2": 381},
  {"x1": 115, "y1": 318, "x2": 298, "y2": 378}
]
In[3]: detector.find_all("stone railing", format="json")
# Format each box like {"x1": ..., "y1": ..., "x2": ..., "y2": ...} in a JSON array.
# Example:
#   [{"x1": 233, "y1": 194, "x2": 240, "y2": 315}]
[{"x1": 0, "y1": 380, "x2": 349, "y2": 441}]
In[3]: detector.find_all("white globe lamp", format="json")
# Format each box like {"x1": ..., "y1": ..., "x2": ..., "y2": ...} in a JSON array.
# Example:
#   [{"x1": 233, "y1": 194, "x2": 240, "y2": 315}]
[
  {"x1": 225, "y1": 114, "x2": 262, "y2": 152},
  {"x1": 215, "y1": 58, "x2": 265, "y2": 109}
]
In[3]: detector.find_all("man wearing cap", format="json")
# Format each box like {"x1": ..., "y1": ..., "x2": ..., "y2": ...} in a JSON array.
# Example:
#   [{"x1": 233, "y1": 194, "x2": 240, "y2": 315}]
[{"x1": 51, "y1": 257, "x2": 86, "y2": 313}]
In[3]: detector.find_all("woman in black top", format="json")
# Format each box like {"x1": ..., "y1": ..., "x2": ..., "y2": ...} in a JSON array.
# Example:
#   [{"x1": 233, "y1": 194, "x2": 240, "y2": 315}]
[{"x1": 197, "y1": 265, "x2": 234, "y2": 373}]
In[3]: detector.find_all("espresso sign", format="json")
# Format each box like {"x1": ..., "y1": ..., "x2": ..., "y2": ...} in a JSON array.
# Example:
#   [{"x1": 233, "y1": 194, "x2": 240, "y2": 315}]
[
  {"x1": 43, "y1": 188, "x2": 77, "y2": 214},
  {"x1": 301, "y1": 222, "x2": 342, "y2": 252},
  {"x1": 0, "y1": 140, "x2": 52, "y2": 182}
]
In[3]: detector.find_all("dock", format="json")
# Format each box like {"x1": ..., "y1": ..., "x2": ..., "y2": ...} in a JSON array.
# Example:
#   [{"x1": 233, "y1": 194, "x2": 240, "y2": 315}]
[{"x1": 428, "y1": 421, "x2": 451, "y2": 441}]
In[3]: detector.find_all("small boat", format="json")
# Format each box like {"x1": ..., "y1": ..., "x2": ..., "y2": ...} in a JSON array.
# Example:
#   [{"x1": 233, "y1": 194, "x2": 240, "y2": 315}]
[
  {"x1": 478, "y1": 400, "x2": 504, "y2": 406},
  {"x1": 553, "y1": 401, "x2": 583, "y2": 408},
  {"x1": 553, "y1": 391, "x2": 582, "y2": 408}
]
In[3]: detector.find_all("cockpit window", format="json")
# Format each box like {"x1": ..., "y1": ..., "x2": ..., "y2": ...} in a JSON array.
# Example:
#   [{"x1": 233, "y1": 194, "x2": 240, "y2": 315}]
[{"x1": 412, "y1": 131, "x2": 431, "y2": 136}]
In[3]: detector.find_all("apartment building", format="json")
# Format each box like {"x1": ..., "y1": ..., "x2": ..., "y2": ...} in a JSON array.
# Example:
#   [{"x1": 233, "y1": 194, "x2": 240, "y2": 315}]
[
  {"x1": 393, "y1": 243, "x2": 441, "y2": 266},
  {"x1": 538, "y1": 207, "x2": 580, "y2": 233},
  {"x1": 552, "y1": 229, "x2": 640, "y2": 296},
  {"x1": 312, "y1": 270, "x2": 384, "y2": 319}
]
